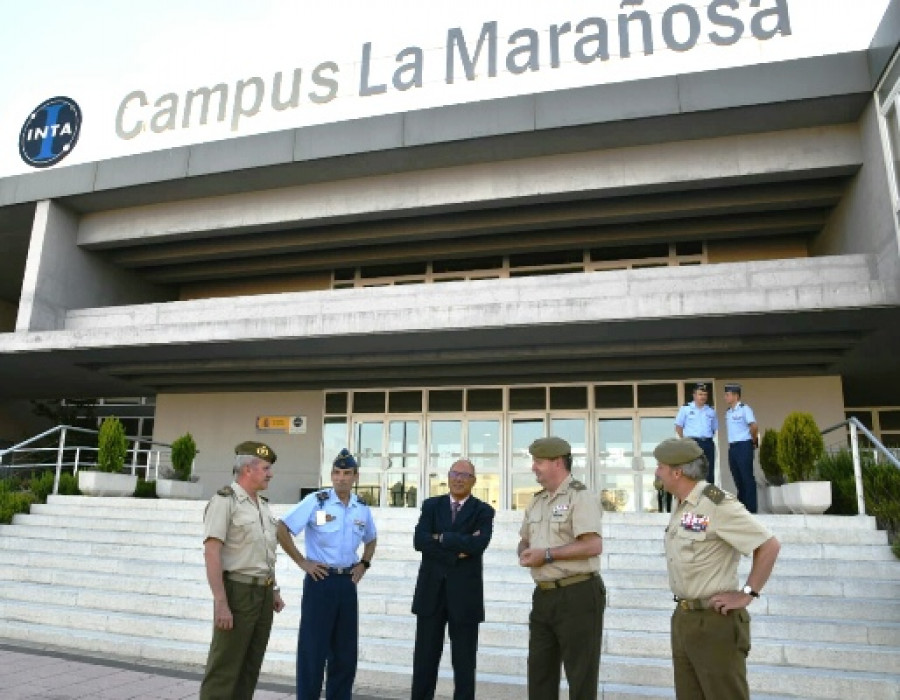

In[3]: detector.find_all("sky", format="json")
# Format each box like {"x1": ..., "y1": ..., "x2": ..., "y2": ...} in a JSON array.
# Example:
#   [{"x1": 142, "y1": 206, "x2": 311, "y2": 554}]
[{"x1": 0, "y1": 0, "x2": 893, "y2": 178}]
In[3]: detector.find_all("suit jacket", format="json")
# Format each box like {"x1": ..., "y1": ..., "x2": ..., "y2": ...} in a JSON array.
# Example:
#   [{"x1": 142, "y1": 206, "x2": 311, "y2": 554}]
[{"x1": 411, "y1": 494, "x2": 495, "y2": 623}]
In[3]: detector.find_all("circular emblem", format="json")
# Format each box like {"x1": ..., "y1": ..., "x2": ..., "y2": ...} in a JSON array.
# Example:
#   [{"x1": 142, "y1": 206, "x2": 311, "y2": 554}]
[{"x1": 19, "y1": 96, "x2": 82, "y2": 168}]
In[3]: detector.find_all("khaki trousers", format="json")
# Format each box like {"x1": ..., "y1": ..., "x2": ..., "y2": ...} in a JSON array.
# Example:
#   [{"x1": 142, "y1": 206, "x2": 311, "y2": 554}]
[
  {"x1": 200, "y1": 578, "x2": 274, "y2": 700},
  {"x1": 671, "y1": 606, "x2": 751, "y2": 700}
]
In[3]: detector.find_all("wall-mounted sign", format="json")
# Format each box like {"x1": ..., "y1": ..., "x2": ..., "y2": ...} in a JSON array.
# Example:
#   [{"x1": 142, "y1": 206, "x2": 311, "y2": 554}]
[
  {"x1": 19, "y1": 96, "x2": 82, "y2": 168},
  {"x1": 256, "y1": 415, "x2": 307, "y2": 434}
]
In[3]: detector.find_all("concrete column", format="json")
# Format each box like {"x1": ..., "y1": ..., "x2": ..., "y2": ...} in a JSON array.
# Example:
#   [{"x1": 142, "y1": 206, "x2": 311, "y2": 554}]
[{"x1": 17, "y1": 200, "x2": 171, "y2": 332}]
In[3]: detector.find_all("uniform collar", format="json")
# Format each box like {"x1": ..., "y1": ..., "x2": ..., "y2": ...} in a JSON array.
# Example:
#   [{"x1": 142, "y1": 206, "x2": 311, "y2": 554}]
[
  {"x1": 231, "y1": 481, "x2": 252, "y2": 502},
  {"x1": 543, "y1": 473, "x2": 575, "y2": 498},
  {"x1": 680, "y1": 480, "x2": 708, "y2": 507},
  {"x1": 324, "y1": 488, "x2": 362, "y2": 508}
]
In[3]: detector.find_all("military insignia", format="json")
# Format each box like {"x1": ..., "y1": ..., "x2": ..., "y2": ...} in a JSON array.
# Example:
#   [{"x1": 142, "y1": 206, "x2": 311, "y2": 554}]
[
  {"x1": 702, "y1": 484, "x2": 726, "y2": 504},
  {"x1": 570, "y1": 480, "x2": 586, "y2": 491},
  {"x1": 316, "y1": 490, "x2": 329, "y2": 506},
  {"x1": 681, "y1": 512, "x2": 709, "y2": 532},
  {"x1": 217, "y1": 485, "x2": 235, "y2": 496}
]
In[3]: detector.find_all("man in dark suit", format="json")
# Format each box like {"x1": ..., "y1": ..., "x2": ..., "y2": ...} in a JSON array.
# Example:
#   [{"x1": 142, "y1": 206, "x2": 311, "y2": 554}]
[{"x1": 411, "y1": 459, "x2": 495, "y2": 700}]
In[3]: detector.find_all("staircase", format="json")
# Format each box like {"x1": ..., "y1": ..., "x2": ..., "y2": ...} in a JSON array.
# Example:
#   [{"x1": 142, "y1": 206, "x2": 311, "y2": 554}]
[{"x1": 0, "y1": 496, "x2": 898, "y2": 699}]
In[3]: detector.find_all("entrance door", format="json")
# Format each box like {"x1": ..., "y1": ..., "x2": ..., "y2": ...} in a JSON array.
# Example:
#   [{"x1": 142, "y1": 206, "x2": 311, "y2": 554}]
[
  {"x1": 510, "y1": 418, "x2": 544, "y2": 510},
  {"x1": 354, "y1": 419, "x2": 422, "y2": 508}
]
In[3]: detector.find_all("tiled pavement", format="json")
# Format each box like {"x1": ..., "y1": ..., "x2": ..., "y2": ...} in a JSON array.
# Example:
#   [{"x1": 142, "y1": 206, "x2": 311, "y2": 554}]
[{"x1": 0, "y1": 641, "x2": 405, "y2": 700}]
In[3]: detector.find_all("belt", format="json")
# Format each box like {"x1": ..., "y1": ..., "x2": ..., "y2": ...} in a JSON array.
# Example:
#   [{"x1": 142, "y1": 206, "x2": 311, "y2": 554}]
[
  {"x1": 327, "y1": 566, "x2": 355, "y2": 575},
  {"x1": 225, "y1": 572, "x2": 274, "y2": 587},
  {"x1": 689, "y1": 437, "x2": 713, "y2": 442},
  {"x1": 674, "y1": 596, "x2": 711, "y2": 611},
  {"x1": 536, "y1": 573, "x2": 596, "y2": 591}
]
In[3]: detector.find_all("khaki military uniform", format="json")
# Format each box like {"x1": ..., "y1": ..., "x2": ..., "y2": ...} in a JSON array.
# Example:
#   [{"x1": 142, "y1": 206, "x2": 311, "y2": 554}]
[
  {"x1": 200, "y1": 482, "x2": 279, "y2": 700},
  {"x1": 519, "y1": 474, "x2": 606, "y2": 700},
  {"x1": 665, "y1": 480, "x2": 772, "y2": 700}
]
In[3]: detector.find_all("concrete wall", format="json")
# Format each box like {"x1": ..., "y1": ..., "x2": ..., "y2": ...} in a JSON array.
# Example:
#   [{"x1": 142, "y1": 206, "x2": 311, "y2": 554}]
[
  {"x1": 814, "y1": 101, "x2": 900, "y2": 286},
  {"x1": 17, "y1": 200, "x2": 173, "y2": 331},
  {"x1": 153, "y1": 390, "x2": 324, "y2": 503},
  {"x1": 713, "y1": 375, "x2": 845, "y2": 512}
]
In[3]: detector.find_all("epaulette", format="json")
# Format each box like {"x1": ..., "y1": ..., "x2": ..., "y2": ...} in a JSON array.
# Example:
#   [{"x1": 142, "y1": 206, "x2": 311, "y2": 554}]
[
  {"x1": 259, "y1": 495, "x2": 268, "y2": 502},
  {"x1": 217, "y1": 485, "x2": 235, "y2": 497},
  {"x1": 702, "y1": 483, "x2": 727, "y2": 505},
  {"x1": 570, "y1": 480, "x2": 587, "y2": 491}
]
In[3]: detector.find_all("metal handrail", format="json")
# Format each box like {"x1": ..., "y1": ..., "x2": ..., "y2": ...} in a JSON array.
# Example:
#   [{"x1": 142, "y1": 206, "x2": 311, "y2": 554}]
[
  {"x1": 0, "y1": 425, "x2": 180, "y2": 495},
  {"x1": 820, "y1": 416, "x2": 900, "y2": 516}
]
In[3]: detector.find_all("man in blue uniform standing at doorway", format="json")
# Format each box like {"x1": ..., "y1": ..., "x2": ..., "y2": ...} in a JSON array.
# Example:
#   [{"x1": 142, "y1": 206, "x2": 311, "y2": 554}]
[
  {"x1": 724, "y1": 383, "x2": 760, "y2": 513},
  {"x1": 277, "y1": 449, "x2": 378, "y2": 700},
  {"x1": 675, "y1": 382, "x2": 718, "y2": 483}
]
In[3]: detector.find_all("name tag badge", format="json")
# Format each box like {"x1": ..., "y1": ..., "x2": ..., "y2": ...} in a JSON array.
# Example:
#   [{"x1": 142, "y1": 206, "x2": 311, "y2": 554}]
[
  {"x1": 551, "y1": 504, "x2": 570, "y2": 521},
  {"x1": 316, "y1": 510, "x2": 328, "y2": 526}
]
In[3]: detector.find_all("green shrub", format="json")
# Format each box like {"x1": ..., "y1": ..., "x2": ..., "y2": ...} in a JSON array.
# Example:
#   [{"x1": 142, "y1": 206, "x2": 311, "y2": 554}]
[
  {"x1": 28, "y1": 470, "x2": 56, "y2": 502},
  {"x1": 97, "y1": 416, "x2": 128, "y2": 473},
  {"x1": 134, "y1": 478, "x2": 157, "y2": 499},
  {"x1": 0, "y1": 490, "x2": 35, "y2": 525},
  {"x1": 778, "y1": 412, "x2": 824, "y2": 482},
  {"x1": 170, "y1": 433, "x2": 198, "y2": 481},
  {"x1": 816, "y1": 450, "x2": 859, "y2": 515},
  {"x1": 57, "y1": 472, "x2": 80, "y2": 495},
  {"x1": 759, "y1": 429, "x2": 783, "y2": 486}
]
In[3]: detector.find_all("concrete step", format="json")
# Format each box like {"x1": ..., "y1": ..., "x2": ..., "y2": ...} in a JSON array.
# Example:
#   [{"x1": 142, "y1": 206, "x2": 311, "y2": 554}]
[{"x1": 1, "y1": 495, "x2": 897, "y2": 699}]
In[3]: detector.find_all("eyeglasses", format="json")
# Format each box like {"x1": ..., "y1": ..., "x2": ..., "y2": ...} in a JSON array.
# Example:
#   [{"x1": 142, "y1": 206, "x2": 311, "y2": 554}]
[{"x1": 448, "y1": 470, "x2": 475, "y2": 480}]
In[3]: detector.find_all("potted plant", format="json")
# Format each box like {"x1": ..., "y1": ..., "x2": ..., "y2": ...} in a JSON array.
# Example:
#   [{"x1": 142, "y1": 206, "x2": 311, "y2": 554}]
[
  {"x1": 156, "y1": 432, "x2": 202, "y2": 500},
  {"x1": 777, "y1": 412, "x2": 830, "y2": 514},
  {"x1": 759, "y1": 428, "x2": 789, "y2": 513},
  {"x1": 78, "y1": 416, "x2": 138, "y2": 496}
]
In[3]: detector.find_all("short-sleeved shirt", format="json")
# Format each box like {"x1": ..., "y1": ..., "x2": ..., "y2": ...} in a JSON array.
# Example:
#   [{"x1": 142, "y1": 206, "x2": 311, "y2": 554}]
[
  {"x1": 280, "y1": 488, "x2": 377, "y2": 568},
  {"x1": 518, "y1": 474, "x2": 604, "y2": 582},
  {"x1": 726, "y1": 402, "x2": 757, "y2": 443},
  {"x1": 203, "y1": 481, "x2": 278, "y2": 577},
  {"x1": 675, "y1": 401, "x2": 718, "y2": 439},
  {"x1": 665, "y1": 480, "x2": 772, "y2": 600}
]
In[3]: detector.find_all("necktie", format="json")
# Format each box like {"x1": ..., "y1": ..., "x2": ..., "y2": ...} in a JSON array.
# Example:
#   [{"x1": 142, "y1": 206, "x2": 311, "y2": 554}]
[{"x1": 451, "y1": 501, "x2": 460, "y2": 523}]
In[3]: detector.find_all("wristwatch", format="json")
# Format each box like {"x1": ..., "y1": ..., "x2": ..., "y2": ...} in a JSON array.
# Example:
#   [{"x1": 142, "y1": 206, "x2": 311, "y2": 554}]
[
  {"x1": 544, "y1": 548, "x2": 554, "y2": 564},
  {"x1": 360, "y1": 559, "x2": 371, "y2": 569},
  {"x1": 742, "y1": 585, "x2": 759, "y2": 598},
  {"x1": 273, "y1": 585, "x2": 281, "y2": 593}
]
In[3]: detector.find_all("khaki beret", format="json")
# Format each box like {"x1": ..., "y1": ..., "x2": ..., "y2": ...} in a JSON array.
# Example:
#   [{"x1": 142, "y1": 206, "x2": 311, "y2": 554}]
[
  {"x1": 653, "y1": 438, "x2": 702, "y2": 466},
  {"x1": 528, "y1": 436, "x2": 571, "y2": 459},
  {"x1": 234, "y1": 441, "x2": 277, "y2": 464}
]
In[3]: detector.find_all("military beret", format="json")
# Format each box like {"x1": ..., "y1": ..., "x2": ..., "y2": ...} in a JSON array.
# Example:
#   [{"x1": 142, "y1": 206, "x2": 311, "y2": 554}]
[
  {"x1": 528, "y1": 436, "x2": 571, "y2": 459},
  {"x1": 653, "y1": 438, "x2": 703, "y2": 466},
  {"x1": 724, "y1": 383, "x2": 742, "y2": 394},
  {"x1": 333, "y1": 448, "x2": 358, "y2": 470},
  {"x1": 234, "y1": 441, "x2": 277, "y2": 464}
]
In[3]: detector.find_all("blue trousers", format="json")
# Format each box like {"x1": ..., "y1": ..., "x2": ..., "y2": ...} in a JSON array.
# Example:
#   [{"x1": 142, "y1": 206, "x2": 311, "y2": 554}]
[
  {"x1": 728, "y1": 440, "x2": 757, "y2": 513},
  {"x1": 691, "y1": 438, "x2": 716, "y2": 484},
  {"x1": 297, "y1": 573, "x2": 358, "y2": 700}
]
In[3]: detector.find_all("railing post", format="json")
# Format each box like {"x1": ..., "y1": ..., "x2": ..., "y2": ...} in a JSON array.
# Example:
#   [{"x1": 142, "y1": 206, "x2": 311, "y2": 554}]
[
  {"x1": 53, "y1": 426, "x2": 68, "y2": 495},
  {"x1": 849, "y1": 421, "x2": 866, "y2": 516}
]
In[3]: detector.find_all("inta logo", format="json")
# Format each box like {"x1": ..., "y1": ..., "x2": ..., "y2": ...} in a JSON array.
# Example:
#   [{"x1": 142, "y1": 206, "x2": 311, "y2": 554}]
[{"x1": 19, "y1": 96, "x2": 82, "y2": 168}]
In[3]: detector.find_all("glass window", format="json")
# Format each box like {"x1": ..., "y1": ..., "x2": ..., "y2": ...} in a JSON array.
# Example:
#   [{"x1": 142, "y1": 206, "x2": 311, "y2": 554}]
[
  {"x1": 683, "y1": 382, "x2": 714, "y2": 407},
  {"x1": 595, "y1": 384, "x2": 634, "y2": 409},
  {"x1": 389, "y1": 390, "x2": 422, "y2": 413},
  {"x1": 510, "y1": 387, "x2": 546, "y2": 410},
  {"x1": 360, "y1": 262, "x2": 427, "y2": 278},
  {"x1": 353, "y1": 391, "x2": 386, "y2": 413},
  {"x1": 590, "y1": 243, "x2": 668, "y2": 261},
  {"x1": 428, "y1": 389, "x2": 463, "y2": 412},
  {"x1": 433, "y1": 256, "x2": 503, "y2": 273},
  {"x1": 638, "y1": 383, "x2": 677, "y2": 408},
  {"x1": 846, "y1": 411, "x2": 872, "y2": 430},
  {"x1": 675, "y1": 241, "x2": 703, "y2": 255},
  {"x1": 879, "y1": 410, "x2": 900, "y2": 431},
  {"x1": 325, "y1": 392, "x2": 348, "y2": 414},
  {"x1": 550, "y1": 386, "x2": 588, "y2": 410},
  {"x1": 467, "y1": 388, "x2": 503, "y2": 412},
  {"x1": 510, "y1": 249, "x2": 583, "y2": 267},
  {"x1": 321, "y1": 418, "x2": 349, "y2": 484}
]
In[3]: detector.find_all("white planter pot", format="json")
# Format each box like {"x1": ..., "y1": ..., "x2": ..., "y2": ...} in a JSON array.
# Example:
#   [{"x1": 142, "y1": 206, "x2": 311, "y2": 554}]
[
  {"x1": 767, "y1": 485, "x2": 791, "y2": 514},
  {"x1": 155, "y1": 479, "x2": 203, "y2": 500},
  {"x1": 78, "y1": 471, "x2": 138, "y2": 497},
  {"x1": 781, "y1": 481, "x2": 832, "y2": 515}
]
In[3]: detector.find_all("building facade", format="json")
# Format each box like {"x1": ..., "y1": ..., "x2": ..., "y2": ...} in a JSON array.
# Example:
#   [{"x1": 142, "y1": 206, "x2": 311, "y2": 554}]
[{"x1": 1, "y1": 1, "x2": 899, "y2": 510}]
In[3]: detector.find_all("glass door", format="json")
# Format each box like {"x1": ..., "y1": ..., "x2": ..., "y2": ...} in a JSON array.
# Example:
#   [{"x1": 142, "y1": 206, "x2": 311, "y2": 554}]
[
  {"x1": 596, "y1": 417, "x2": 636, "y2": 512},
  {"x1": 510, "y1": 418, "x2": 544, "y2": 510},
  {"x1": 428, "y1": 419, "x2": 463, "y2": 498},
  {"x1": 639, "y1": 416, "x2": 677, "y2": 512},
  {"x1": 550, "y1": 416, "x2": 588, "y2": 487},
  {"x1": 386, "y1": 419, "x2": 420, "y2": 508},
  {"x1": 354, "y1": 420, "x2": 385, "y2": 506},
  {"x1": 467, "y1": 419, "x2": 501, "y2": 509}
]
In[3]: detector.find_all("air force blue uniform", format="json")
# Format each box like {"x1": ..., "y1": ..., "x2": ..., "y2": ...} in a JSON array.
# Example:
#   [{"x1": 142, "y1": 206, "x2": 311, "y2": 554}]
[
  {"x1": 726, "y1": 402, "x2": 758, "y2": 513},
  {"x1": 675, "y1": 401, "x2": 718, "y2": 482},
  {"x1": 281, "y1": 489, "x2": 377, "y2": 700}
]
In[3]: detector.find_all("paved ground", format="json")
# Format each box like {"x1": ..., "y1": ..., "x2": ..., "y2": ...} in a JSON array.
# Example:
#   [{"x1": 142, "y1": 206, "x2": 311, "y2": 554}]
[{"x1": 0, "y1": 640, "x2": 405, "y2": 699}]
